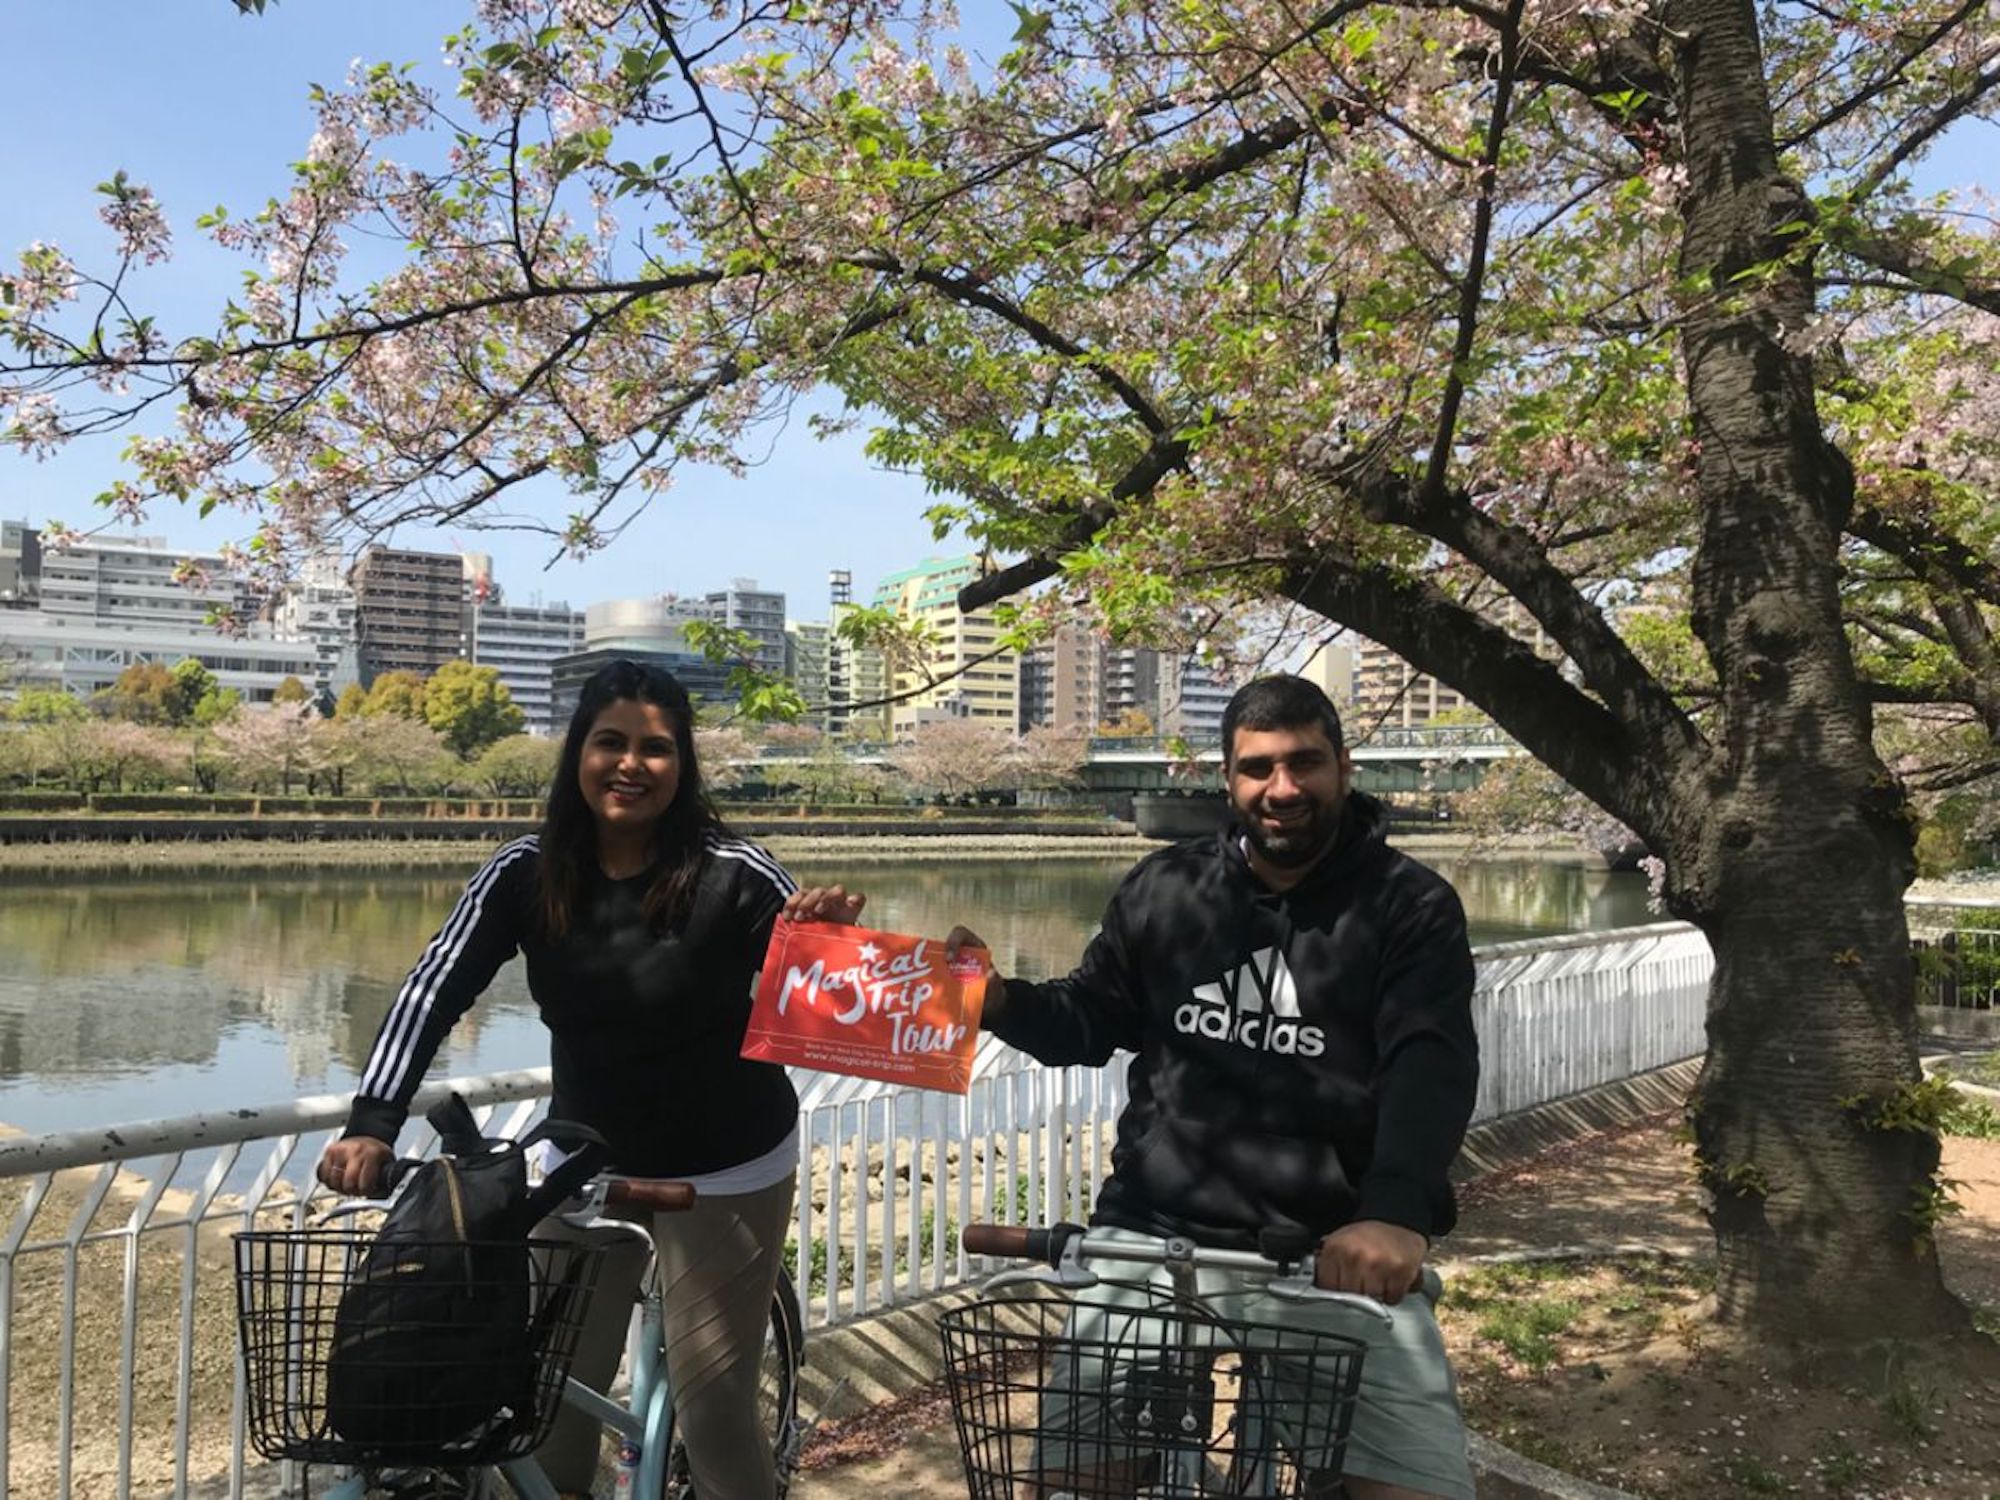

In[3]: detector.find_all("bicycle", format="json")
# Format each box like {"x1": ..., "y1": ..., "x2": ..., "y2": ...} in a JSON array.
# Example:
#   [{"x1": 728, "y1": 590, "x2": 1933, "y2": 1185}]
[
  {"x1": 939, "y1": 1221, "x2": 1395, "y2": 1499},
  {"x1": 235, "y1": 1169, "x2": 806, "y2": 1498}
]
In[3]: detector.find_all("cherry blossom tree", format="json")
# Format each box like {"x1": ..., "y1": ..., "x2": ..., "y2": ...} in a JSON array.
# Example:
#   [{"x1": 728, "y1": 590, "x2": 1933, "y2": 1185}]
[
  {"x1": 347, "y1": 712, "x2": 452, "y2": 796},
  {"x1": 469, "y1": 731, "x2": 561, "y2": 797},
  {"x1": 3, "y1": 0, "x2": 1998, "y2": 1346},
  {"x1": 214, "y1": 701, "x2": 317, "y2": 792},
  {"x1": 693, "y1": 723, "x2": 756, "y2": 791},
  {"x1": 891, "y1": 718, "x2": 1014, "y2": 801},
  {"x1": 1012, "y1": 725, "x2": 1091, "y2": 791}
]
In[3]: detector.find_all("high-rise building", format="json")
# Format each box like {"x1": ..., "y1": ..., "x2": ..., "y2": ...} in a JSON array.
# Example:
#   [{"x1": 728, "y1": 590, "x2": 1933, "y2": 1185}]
[
  {"x1": 0, "y1": 520, "x2": 41, "y2": 609},
  {"x1": 1160, "y1": 655, "x2": 1234, "y2": 741},
  {"x1": 470, "y1": 600, "x2": 585, "y2": 735},
  {"x1": 1018, "y1": 622, "x2": 1103, "y2": 735},
  {"x1": 349, "y1": 546, "x2": 467, "y2": 683},
  {"x1": 705, "y1": 578, "x2": 787, "y2": 679},
  {"x1": 270, "y1": 550, "x2": 358, "y2": 699},
  {"x1": 820, "y1": 570, "x2": 890, "y2": 740},
  {"x1": 563, "y1": 598, "x2": 734, "y2": 721},
  {"x1": 36, "y1": 534, "x2": 246, "y2": 629},
  {"x1": 827, "y1": 608, "x2": 890, "y2": 741},
  {"x1": 785, "y1": 618, "x2": 831, "y2": 729},
  {"x1": 1102, "y1": 646, "x2": 1165, "y2": 733},
  {"x1": 872, "y1": 555, "x2": 1018, "y2": 738},
  {"x1": 1298, "y1": 639, "x2": 1356, "y2": 711}
]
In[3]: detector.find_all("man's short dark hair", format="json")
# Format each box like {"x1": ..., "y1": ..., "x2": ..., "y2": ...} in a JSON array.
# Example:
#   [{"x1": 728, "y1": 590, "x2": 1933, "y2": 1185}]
[{"x1": 1221, "y1": 675, "x2": 1345, "y2": 762}]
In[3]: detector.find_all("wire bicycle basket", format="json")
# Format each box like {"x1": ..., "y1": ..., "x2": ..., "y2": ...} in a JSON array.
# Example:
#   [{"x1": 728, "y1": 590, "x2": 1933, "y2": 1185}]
[
  {"x1": 234, "y1": 1228, "x2": 605, "y2": 1468},
  {"x1": 939, "y1": 1280, "x2": 1368, "y2": 1499}
]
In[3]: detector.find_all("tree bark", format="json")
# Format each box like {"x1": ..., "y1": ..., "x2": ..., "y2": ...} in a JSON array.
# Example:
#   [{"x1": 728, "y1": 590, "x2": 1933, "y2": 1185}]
[{"x1": 1666, "y1": 0, "x2": 1963, "y2": 1339}]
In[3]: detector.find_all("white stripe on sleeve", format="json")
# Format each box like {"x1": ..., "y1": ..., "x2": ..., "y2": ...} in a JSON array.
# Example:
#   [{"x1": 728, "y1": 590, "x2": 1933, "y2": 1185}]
[{"x1": 358, "y1": 835, "x2": 538, "y2": 1103}]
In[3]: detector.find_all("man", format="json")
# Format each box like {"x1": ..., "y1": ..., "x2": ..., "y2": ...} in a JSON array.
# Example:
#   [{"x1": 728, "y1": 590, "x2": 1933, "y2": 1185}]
[{"x1": 950, "y1": 674, "x2": 1479, "y2": 1499}]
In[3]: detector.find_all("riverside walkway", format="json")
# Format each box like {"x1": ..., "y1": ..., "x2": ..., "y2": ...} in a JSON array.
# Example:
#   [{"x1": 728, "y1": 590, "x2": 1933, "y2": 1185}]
[{"x1": 0, "y1": 921, "x2": 1715, "y2": 1499}]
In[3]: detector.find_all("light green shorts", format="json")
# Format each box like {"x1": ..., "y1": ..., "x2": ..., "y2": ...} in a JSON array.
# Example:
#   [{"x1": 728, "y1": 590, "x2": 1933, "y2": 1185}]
[{"x1": 1034, "y1": 1228, "x2": 1475, "y2": 1499}]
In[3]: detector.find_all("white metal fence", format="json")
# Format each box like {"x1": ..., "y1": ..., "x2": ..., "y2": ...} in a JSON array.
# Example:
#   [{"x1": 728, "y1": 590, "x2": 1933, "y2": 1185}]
[
  {"x1": 1908, "y1": 899, "x2": 2000, "y2": 1011},
  {"x1": 0, "y1": 923, "x2": 1715, "y2": 1499}
]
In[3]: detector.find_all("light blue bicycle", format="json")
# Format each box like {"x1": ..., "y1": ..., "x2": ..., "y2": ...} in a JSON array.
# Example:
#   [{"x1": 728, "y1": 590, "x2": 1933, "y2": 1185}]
[{"x1": 234, "y1": 1173, "x2": 805, "y2": 1499}]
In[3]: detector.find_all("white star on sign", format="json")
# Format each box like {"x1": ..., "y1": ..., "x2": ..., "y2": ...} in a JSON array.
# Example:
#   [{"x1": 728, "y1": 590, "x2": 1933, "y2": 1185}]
[{"x1": 856, "y1": 943, "x2": 881, "y2": 962}]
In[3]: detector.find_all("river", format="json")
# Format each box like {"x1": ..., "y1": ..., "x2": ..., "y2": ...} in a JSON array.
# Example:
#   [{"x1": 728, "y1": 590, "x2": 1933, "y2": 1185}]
[{"x1": 0, "y1": 852, "x2": 1653, "y2": 1137}]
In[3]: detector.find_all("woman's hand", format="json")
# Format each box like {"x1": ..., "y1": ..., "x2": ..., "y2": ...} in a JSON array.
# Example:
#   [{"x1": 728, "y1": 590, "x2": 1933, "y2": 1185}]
[
  {"x1": 318, "y1": 1136, "x2": 395, "y2": 1199},
  {"x1": 783, "y1": 885, "x2": 868, "y2": 925}
]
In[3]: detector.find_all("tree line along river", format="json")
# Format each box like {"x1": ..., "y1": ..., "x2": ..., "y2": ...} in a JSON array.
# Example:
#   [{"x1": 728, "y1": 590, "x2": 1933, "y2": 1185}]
[{"x1": 0, "y1": 852, "x2": 1653, "y2": 1137}]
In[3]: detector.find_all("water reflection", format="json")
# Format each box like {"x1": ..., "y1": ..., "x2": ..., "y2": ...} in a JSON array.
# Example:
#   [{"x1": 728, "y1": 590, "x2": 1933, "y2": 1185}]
[{"x1": 0, "y1": 854, "x2": 1649, "y2": 1134}]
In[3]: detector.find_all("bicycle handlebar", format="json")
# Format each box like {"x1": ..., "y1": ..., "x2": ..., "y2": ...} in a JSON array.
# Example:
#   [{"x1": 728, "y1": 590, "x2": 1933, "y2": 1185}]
[
  {"x1": 603, "y1": 1178, "x2": 697, "y2": 1213},
  {"x1": 963, "y1": 1221, "x2": 1399, "y2": 1325},
  {"x1": 963, "y1": 1223, "x2": 1070, "y2": 1261},
  {"x1": 318, "y1": 1163, "x2": 698, "y2": 1222}
]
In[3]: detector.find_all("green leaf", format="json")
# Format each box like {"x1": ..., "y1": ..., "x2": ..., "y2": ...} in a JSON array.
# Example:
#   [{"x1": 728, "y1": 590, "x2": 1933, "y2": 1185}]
[{"x1": 1008, "y1": 2, "x2": 1052, "y2": 43}]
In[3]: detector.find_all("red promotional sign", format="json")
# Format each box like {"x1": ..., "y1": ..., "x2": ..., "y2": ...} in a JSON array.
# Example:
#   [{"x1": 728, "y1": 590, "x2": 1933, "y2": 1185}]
[{"x1": 743, "y1": 918, "x2": 989, "y2": 1093}]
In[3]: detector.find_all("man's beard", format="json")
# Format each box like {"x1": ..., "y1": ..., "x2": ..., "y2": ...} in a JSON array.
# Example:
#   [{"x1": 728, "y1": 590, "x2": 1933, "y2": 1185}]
[{"x1": 1235, "y1": 796, "x2": 1342, "y2": 867}]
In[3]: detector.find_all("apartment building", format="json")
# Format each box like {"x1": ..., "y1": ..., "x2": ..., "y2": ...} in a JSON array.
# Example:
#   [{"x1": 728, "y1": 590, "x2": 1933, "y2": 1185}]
[
  {"x1": 470, "y1": 599, "x2": 586, "y2": 735},
  {"x1": 705, "y1": 579, "x2": 788, "y2": 680},
  {"x1": 270, "y1": 550, "x2": 359, "y2": 698},
  {"x1": 785, "y1": 618, "x2": 830, "y2": 729},
  {"x1": 37, "y1": 533, "x2": 246, "y2": 629},
  {"x1": 1018, "y1": 622, "x2": 1104, "y2": 735},
  {"x1": 349, "y1": 546, "x2": 467, "y2": 683},
  {"x1": 872, "y1": 555, "x2": 1018, "y2": 738}
]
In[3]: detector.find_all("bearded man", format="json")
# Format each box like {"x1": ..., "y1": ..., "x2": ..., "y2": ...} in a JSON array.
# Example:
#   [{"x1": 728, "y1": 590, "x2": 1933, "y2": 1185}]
[{"x1": 950, "y1": 674, "x2": 1480, "y2": 1500}]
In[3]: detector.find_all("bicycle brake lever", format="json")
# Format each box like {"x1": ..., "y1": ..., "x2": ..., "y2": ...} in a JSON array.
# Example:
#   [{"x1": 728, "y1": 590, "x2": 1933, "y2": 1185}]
[
  {"x1": 980, "y1": 1266, "x2": 1103, "y2": 1296},
  {"x1": 1263, "y1": 1275, "x2": 1397, "y2": 1326}
]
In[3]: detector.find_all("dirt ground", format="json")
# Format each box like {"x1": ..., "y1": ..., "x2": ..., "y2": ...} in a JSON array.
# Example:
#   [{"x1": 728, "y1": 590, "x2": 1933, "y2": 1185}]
[{"x1": 793, "y1": 1122, "x2": 2000, "y2": 1500}]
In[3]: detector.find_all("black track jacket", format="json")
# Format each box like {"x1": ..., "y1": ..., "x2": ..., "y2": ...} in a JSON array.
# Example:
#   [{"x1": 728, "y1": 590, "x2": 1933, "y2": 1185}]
[
  {"x1": 987, "y1": 793, "x2": 1479, "y2": 1250},
  {"x1": 343, "y1": 832, "x2": 798, "y2": 1177}
]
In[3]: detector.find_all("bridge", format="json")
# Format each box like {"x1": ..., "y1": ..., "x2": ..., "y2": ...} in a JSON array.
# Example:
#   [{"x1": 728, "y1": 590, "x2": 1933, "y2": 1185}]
[{"x1": 733, "y1": 724, "x2": 1523, "y2": 797}]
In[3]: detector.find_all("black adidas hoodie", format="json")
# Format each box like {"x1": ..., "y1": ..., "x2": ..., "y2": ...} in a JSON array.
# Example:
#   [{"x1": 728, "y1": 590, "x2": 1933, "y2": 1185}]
[{"x1": 987, "y1": 792, "x2": 1479, "y2": 1250}]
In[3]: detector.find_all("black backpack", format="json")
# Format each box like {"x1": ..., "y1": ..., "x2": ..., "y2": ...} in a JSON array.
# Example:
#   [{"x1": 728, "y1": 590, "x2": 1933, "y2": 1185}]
[{"x1": 324, "y1": 1095, "x2": 607, "y2": 1461}]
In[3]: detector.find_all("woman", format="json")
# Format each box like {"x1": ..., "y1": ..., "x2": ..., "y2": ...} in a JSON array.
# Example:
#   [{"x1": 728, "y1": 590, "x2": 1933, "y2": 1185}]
[{"x1": 319, "y1": 660, "x2": 860, "y2": 1499}]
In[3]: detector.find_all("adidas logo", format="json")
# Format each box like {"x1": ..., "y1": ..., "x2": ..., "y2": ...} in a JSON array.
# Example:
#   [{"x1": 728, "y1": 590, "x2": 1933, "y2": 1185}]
[{"x1": 1173, "y1": 947, "x2": 1326, "y2": 1057}]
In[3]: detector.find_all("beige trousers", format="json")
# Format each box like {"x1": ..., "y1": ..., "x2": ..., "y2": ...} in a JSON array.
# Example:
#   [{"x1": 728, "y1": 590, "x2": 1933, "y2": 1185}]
[{"x1": 536, "y1": 1173, "x2": 796, "y2": 1498}]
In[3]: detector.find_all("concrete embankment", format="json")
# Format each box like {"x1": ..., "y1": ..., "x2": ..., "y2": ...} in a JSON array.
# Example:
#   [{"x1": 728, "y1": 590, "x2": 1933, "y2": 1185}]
[{"x1": 0, "y1": 815, "x2": 1171, "y2": 874}]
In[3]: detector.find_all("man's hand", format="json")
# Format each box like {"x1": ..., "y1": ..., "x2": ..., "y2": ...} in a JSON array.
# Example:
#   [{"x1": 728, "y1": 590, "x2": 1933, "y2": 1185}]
[
  {"x1": 318, "y1": 1136, "x2": 394, "y2": 1198},
  {"x1": 783, "y1": 886, "x2": 868, "y2": 924},
  {"x1": 944, "y1": 925, "x2": 1006, "y2": 1022},
  {"x1": 1315, "y1": 1220, "x2": 1427, "y2": 1304}
]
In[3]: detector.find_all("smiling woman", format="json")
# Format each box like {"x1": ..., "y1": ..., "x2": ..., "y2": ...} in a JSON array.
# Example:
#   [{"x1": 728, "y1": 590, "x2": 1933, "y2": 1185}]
[
  {"x1": 311, "y1": 656, "x2": 862, "y2": 1498},
  {"x1": 577, "y1": 700, "x2": 682, "y2": 865}
]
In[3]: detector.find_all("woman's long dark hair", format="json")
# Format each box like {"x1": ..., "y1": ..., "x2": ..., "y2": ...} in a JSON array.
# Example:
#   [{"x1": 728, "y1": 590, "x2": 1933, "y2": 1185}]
[{"x1": 537, "y1": 660, "x2": 726, "y2": 938}]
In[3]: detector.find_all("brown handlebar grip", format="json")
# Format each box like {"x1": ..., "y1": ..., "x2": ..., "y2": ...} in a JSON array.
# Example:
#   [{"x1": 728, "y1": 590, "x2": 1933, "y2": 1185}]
[
  {"x1": 962, "y1": 1223, "x2": 1035, "y2": 1257},
  {"x1": 605, "y1": 1179, "x2": 697, "y2": 1213}
]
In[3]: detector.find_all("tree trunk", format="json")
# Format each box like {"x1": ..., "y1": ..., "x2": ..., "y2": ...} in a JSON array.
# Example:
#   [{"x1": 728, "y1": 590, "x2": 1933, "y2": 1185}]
[{"x1": 1667, "y1": 0, "x2": 1965, "y2": 1339}]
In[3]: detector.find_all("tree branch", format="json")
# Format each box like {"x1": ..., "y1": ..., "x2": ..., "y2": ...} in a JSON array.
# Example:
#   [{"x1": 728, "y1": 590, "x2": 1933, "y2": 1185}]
[
  {"x1": 1776, "y1": 0, "x2": 1988, "y2": 150},
  {"x1": 1424, "y1": 0, "x2": 1527, "y2": 502},
  {"x1": 1315, "y1": 455, "x2": 1710, "y2": 783},
  {"x1": 1849, "y1": 501, "x2": 2000, "y2": 606},
  {"x1": 1845, "y1": 42, "x2": 2000, "y2": 206},
  {"x1": 1279, "y1": 548, "x2": 1674, "y2": 841}
]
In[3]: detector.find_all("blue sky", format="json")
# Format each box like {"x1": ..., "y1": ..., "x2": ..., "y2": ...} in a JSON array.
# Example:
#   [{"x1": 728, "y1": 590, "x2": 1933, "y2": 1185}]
[
  {"x1": 0, "y1": 2, "x2": 974, "y2": 617},
  {"x1": 3, "y1": 5, "x2": 1994, "y2": 621}
]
